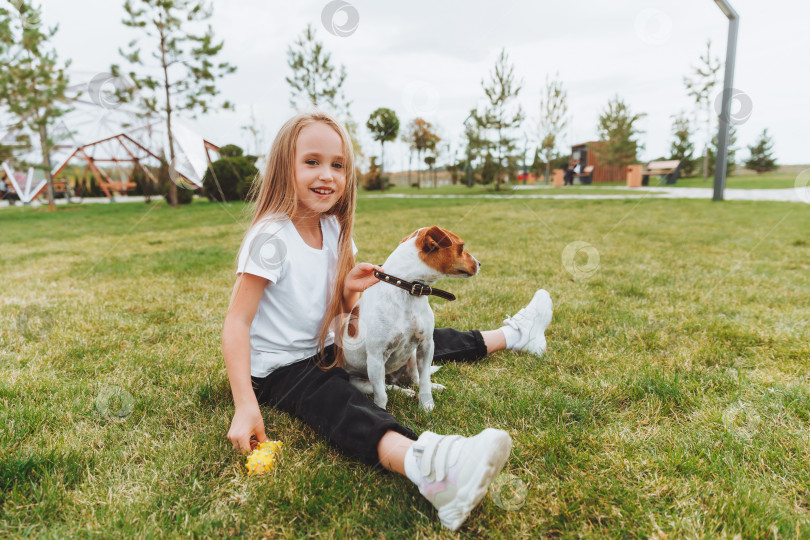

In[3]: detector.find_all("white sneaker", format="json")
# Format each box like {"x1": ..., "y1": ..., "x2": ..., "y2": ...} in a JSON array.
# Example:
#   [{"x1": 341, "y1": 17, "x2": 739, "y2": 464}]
[
  {"x1": 503, "y1": 289, "x2": 553, "y2": 355},
  {"x1": 409, "y1": 429, "x2": 513, "y2": 531}
]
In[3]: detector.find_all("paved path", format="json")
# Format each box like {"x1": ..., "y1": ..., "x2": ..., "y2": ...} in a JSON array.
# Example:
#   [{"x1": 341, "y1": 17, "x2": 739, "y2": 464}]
[
  {"x1": 362, "y1": 186, "x2": 808, "y2": 203},
  {"x1": 609, "y1": 186, "x2": 806, "y2": 203},
  {"x1": 0, "y1": 195, "x2": 154, "y2": 208},
  {"x1": 2, "y1": 187, "x2": 807, "y2": 209}
]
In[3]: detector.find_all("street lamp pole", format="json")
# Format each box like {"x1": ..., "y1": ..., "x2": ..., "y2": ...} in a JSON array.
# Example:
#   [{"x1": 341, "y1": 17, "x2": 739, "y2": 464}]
[{"x1": 712, "y1": 0, "x2": 739, "y2": 202}]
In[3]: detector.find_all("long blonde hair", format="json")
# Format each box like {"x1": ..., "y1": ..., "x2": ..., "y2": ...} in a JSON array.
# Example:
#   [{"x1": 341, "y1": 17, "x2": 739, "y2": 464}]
[{"x1": 236, "y1": 110, "x2": 357, "y2": 370}]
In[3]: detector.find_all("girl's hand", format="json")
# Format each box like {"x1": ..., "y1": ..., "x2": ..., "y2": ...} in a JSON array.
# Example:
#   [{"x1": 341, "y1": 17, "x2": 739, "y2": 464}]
[
  {"x1": 343, "y1": 263, "x2": 384, "y2": 296},
  {"x1": 227, "y1": 403, "x2": 269, "y2": 454}
]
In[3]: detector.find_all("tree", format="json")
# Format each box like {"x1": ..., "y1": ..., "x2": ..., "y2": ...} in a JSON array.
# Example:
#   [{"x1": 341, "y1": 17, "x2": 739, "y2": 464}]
[
  {"x1": 472, "y1": 49, "x2": 524, "y2": 190},
  {"x1": 286, "y1": 24, "x2": 346, "y2": 111},
  {"x1": 113, "y1": 0, "x2": 236, "y2": 207},
  {"x1": 531, "y1": 147, "x2": 567, "y2": 180},
  {"x1": 531, "y1": 147, "x2": 543, "y2": 179},
  {"x1": 0, "y1": 1, "x2": 71, "y2": 211},
  {"x1": 0, "y1": 143, "x2": 13, "y2": 164},
  {"x1": 402, "y1": 118, "x2": 439, "y2": 188},
  {"x1": 669, "y1": 111, "x2": 696, "y2": 177},
  {"x1": 537, "y1": 73, "x2": 568, "y2": 184},
  {"x1": 595, "y1": 95, "x2": 646, "y2": 169},
  {"x1": 744, "y1": 129, "x2": 777, "y2": 174},
  {"x1": 424, "y1": 154, "x2": 437, "y2": 187},
  {"x1": 518, "y1": 132, "x2": 530, "y2": 182},
  {"x1": 285, "y1": 24, "x2": 362, "y2": 163},
  {"x1": 461, "y1": 111, "x2": 486, "y2": 188},
  {"x1": 707, "y1": 123, "x2": 737, "y2": 176},
  {"x1": 684, "y1": 40, "x2": 722, "y2": 182},
  {"x1": 446, "y1": 158, "x2": 462, "y2": 185},
  {"x1": 240, "y1": 106, "x2": 266, "y2": 156},
  {"x1": 366, "y1": 107, "x2": 398, "y2": 191}
]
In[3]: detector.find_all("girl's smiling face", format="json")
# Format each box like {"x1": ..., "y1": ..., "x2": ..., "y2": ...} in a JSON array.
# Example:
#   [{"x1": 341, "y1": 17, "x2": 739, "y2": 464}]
[{"x1": 294, "y1": 121, "x2": 346, "y2": 218}]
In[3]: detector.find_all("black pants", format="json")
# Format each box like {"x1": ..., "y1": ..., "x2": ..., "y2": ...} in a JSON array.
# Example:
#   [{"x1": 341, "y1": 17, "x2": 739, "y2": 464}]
[
  {"x1": 564, "y1": 169, "x2": 574, "y2": 185},
  {"x1": 251, "y1": 328, "x2": 487, "y2": 466}
]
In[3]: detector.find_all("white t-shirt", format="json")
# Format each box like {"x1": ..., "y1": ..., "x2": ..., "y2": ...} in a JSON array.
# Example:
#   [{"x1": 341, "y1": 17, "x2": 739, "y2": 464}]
[{"x1": 236, "y1": 214, "x2": 357, "y2": 377}]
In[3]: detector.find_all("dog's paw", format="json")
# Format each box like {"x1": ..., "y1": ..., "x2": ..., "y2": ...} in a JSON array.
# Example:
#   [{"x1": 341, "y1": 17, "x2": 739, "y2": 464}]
[
  {"x1": 431, "y1": 383, "x2": 446, "y2": 393},
  {"x1": 419, "y1": 394, "x2": 435, "y2": 412}
]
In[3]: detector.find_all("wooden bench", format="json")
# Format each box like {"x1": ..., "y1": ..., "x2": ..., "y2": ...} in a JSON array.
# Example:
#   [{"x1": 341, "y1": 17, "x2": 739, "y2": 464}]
[
  {"x1": 2, "y1": 181, "x2": 69, "y2": 202},
  {"x1": 106, "y1": 181, "x2": 137, "y2": 193},
  {"x1": 0, "y1": 181, "x2": 15, "y2": 201},
  {"x1": 642, "y1": 160, "x2": 681, "y2": 185},
  {"x1": 573, "y1": 165, "x2": 594, "y2": 185}
]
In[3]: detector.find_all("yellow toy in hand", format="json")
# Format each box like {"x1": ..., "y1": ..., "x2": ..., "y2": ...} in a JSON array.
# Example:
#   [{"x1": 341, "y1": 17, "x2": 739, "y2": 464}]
[{"x1": 245, "y1": 440, "x2": 283, "y2": 476}]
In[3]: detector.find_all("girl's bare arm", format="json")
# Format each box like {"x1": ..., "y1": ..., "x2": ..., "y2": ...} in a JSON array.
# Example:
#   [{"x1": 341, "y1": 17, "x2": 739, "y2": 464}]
[{"x1": 223, "y1": 273, "x2": 269, "y2": 452}]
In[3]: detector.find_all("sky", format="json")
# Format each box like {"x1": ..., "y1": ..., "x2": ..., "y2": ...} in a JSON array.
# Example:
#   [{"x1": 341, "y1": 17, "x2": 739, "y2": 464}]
[{"x1": 26, "y1": 0, "x2": 810, "y2": 171}]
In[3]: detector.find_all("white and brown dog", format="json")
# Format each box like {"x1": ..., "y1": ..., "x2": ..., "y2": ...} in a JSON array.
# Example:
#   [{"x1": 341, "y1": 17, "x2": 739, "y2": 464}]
[{"x1": 341, "y1": 226, "x2": 480, "y2": 411}]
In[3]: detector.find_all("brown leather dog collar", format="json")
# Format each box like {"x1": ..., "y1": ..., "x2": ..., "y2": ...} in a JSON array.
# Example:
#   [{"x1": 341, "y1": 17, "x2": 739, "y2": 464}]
[{"x1": 373, "y1": 269, "x2": 456, "y2": 301}]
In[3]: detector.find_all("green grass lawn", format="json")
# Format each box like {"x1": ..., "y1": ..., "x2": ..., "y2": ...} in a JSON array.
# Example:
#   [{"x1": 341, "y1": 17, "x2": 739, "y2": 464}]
[
  {"x1": 2, "y1": 197, "x2": 809, "y2": 538},
  {"x1": 673, "y1": 173, "x2": 800, "y2": 190}
]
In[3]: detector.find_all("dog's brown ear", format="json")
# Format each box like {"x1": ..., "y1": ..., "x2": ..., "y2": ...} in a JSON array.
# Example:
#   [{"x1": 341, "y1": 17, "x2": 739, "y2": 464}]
[
  {"x1": 421, "y1": 226, "x2": 453, "y2": 253},
  {"x1": 399, "y1": 229, "x2": 420, "y2": 244}
]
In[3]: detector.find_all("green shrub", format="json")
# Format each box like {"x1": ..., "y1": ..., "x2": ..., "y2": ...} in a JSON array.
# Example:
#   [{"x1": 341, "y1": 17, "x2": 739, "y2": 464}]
[
  {"x1": 162, "y1": 182, "x2": 194, "y2": 205},
  {"x1": 131, "y1": 165, "x2": 160, "y2": 198},
  {"x1": 218, "y1": 144, "x2": 243, "y2": 158},
  {"x1": 477, "y1": 153, "x2": 497, "y2": 185},
  {"x1": 72, "y1": 167, "x2": 103, "y2": 198},
  {"x1": 202, "y1": 145, "x2": 258, "y2": 202},
  {"x1": 362, "y1": 157, "x2": 383, "y2": 191}
]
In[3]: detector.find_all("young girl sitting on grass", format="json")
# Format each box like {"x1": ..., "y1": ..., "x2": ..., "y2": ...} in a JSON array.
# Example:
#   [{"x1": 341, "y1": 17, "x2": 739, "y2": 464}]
[{"x1": 222, "y1": 111, "x2": 553, "y2": 531}]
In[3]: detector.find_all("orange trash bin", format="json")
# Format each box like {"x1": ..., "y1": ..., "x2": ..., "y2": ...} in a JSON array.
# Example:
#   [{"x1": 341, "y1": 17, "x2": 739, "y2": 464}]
[
  {"x1": 626, "y1": 164, "x2": 642, "y2": 188},
  {"x1": 552, "y1": 169, "x2": 564, "y2": 187}
]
